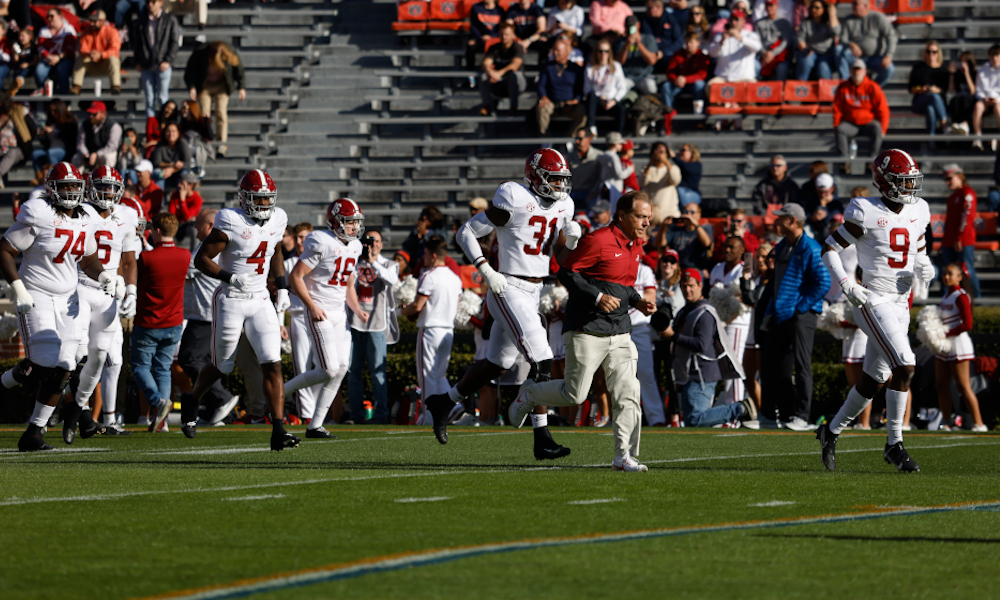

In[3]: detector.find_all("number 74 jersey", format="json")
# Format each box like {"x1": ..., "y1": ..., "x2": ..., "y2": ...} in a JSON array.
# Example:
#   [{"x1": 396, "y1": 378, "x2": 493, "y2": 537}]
[
  {"x1": 492, "y1": 182, "x2": 574, "y2": 278},
  {"x1": 843, "y1": 195, "x2": 931, "y2": 294},
  {"x1": 214, "y1": 206, "x2": 288, "y2": 294}
]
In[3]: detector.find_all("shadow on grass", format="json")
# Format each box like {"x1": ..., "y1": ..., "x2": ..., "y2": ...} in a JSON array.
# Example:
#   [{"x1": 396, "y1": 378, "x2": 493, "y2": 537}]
[{"x1": 756, "y1": 533, "x2": 1000, "y2": 544}]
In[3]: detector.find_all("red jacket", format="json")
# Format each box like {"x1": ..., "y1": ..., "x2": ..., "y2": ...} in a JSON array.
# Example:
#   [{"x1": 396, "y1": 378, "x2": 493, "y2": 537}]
[
  {"x1": 942, "y1": 185, "x2": 977, "y2": 247},
  {"x1": 135, "y1": 241, "x2": 190, "y2": 329},
  {"x1": 833, "y1": 78, "x2": 890, "y2": 134},
  {"x1": 168, "y1": 190, "x2": 203, "y2": 222},
  {"x1": 666, "y1": 49, "x2": 709, "y2": 84},
  {"x1": 137, "y1": 181, "x2": 164, "y2": 217}
]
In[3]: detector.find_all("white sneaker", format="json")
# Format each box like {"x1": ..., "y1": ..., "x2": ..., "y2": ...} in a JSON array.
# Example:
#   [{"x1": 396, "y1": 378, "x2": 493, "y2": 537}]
[
  {"x1": 508, "y1": 387, "x2": 534, "y2": 429},
  {"x1": 784, "y1": 417, "x2": 812, "y2": 432},
  {"x1": 971, "y1": 424, "x2": 988, "y2": 433},
  {"x1": 594, "y1": 416, "x2": 610, "y2": 428},
  {"x1": 742, "y1": 419, "x2": 760, "y2": 430},
  {"x1": 972, "y1": 138, "x2": 984, "y2": 150},
  {"x1": 210, "y1": 394, "x2": 240, "y2": 425},
  {"x1": 612, "y1": 455, "x2": 648, "y2": 472},
  {"x1": 452, "y1": 412, "x2": 481, "y2": 427}
]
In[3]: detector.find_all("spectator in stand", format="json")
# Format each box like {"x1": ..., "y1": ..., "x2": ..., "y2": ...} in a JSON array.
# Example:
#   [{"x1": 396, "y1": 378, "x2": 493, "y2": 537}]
[
  {"x1": 668, "y1": 0, "x2": 692, "y2": 31},
  {"x1": 131, "y1": 212, "x2": 190, "y2": 432},
  {"x1": 665, "y1": 202, "x2": 713, "y2": 272},
  {"x1": 587, "y1": 0, "x2": 633, "y2": 48},
  {"x1": 642, "y1": 0, "x2": 683, "y2": 68},
  {"x1": 167, "y1": 170, "x2": 202, "y2": 225},
  {"x1": 478, "y1": 22, "x2": 526, "y2": 116},
  {"x1": 760, "y1": 203, "x2": 828, "y2": 430},
  {"x1": 71, "y1": 10, "x2": 121, "y2": 95},
  {"x1": 585, "y1": 38, "x2": 628, "y2": 134},
  {"x1": 948, "y1": 51, "x2": 977, "y2": 136},
  {"x1": 568, "y1": 126, "x2": 601, "y2": 207},
  {"x1": 940, "y1": 164, "x2": 980, "y2": 298},
  {"x1": 151, "y1": 122, "x2": 190, "y2": 190},
  {"x1": 685, "y1": 5, "x2": 710, "y2": 41},
  {"x1": 117, "y1": 127, "x2": 141, "y2": 184},
  {"x1": 186, "y1": 41, "x2": 245, "y2": 159},
  {"x1": 179, "y1": 100, "x2": 211, "y2": 142},
  {"x1": 755, "y1": 0, "x2": 793, "y2": 81},
  {"x1": 833, "y1": 60, "x2": 889, "y2": 173},
  {"x1": 36, "y1": 8, "x2": 77, "y2": 94},
  {"x1": 506, "y1": 0, "x2": 546, "y2": 53},
  {"x1": 594, "y1": 131, "x2": 633, "y2": 199},
  {"x1": 616, "y1": 15, "x2": 661, "y2": 95},
  {"x1": 971, "y1": 44, "x2": 1000, "y2": 151},
  {"x1": 712, "y1": 207, "x2": 760, "y2": 262},
  {"x1": 639, "y1": 141, "x2": 682, "y2": 224},
  {"x1": 7, "y1": 26, "x2": 36, "y2": 97},
  {"x1": 535, "y1": 38, "x2": 586, "y2": 136},
  {"x1": 795, "y1": 0, "x2": 840, "y2": 81},
  {"x1": 0, "y1": 98, "x2": 33, "y2": 184},
  {"x1": 707, "y1": 9, "x2": 761, "y2": 84},
  {"x1": 803, "y1": 173, "x2": 840, "y2": 240},
  {"x1": 130, "y1": 0, "x2": 180, "y2": 118},
  {"x1": 544, "y1": 0, "x2": 585, "y2": 50},
  {"x1": 619, "y1": 139, "x2": 640, "y2": 192},
  {"x1": 661, "y1": 32, "x2": 709, "y2": 114},
  {"x1": 71, "y1": 101, "x2": 122, "y2": 170},
  {"x1": 164, "y1": 0, "x2": 208, "y2": 33},
  {"x1": 145, "y1": 100, "x2": 177, "y2": 158},
  {"x1": 909, "y1": 40, "x2": 950, "y2": 138},
  {"x1": 837, "y1": 0, "x2": 897, "y2": 85},
  {"x1": 467, "y1": 0, "x2": 505, "y2": 70},
  {"x1": 673, "y1": 142, "x2": 702, "y2": 205},
  {"x1": 589, "y1": 198, "x2": 611, "y2": 228},
  {"x1": 135, "y1": 159, "x2": 163, "y2": 216},
  {"x1": 115, "y1": 0, "x2": 144, "y2": 29},
  {"x1": 798, "y1": 160, "x2": 829, "y2": 214},
  {"x1": 751, "y1": 154, "x2": 799, "y2": 216},
  {"x1": 32, "y1": 99, "x2": 77, "y2": 181}
]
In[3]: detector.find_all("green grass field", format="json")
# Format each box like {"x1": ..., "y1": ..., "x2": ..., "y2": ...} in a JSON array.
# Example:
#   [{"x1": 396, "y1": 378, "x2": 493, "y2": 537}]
[{"x1": 2, "y1": 425, "x2": 999, "y2": 600}]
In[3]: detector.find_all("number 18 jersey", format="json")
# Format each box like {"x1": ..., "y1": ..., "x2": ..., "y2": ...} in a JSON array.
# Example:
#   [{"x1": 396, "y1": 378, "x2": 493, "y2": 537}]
[
  {"x1": 843, "y1": 196, "x2": 931, "y2": 294},
  {"x1": 214, "y1": 207, "x2": 288, "y2": 294},
  {"x1": 298, "y1": 230, "x2": 362, "y2": 309},
  {"x1": 492, "y1": 182, "x2": 573, "y2": 278}
]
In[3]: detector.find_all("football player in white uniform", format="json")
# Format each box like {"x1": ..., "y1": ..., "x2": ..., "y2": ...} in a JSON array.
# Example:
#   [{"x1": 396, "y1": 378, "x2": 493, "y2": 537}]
[
  {"x1": 816, "y1": 149, "x2": 934, "y2": 472},
  {"x1": 282, "y1": 198, "x2": 369, "y2": 438},
  {"x1": 1, "y1": 163, "x2": 125, "y2": 451},
  {"x1": 708, "y1": 236, "x2": 751, "y2": 410},
  {"x1": 424, "y1": 149, "x2": 579, "y2": 460},
  {"x1": 179, "y1": 170, "x2": 299, "y2": 451},
  {"x1": 281, "y1": 222, "x2": 321, "y2": 424},
  {"x1": 62, "y1": 167, "x2": 138, "y2": 442}
]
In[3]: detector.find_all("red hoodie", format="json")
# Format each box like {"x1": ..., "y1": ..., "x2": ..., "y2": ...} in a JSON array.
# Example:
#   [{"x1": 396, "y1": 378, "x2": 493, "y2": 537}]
[
  {"x1": 833, "y1": 77, "x2": 890, "y2": 134},
  {"x1": 666, "y1": 49, "x2": 710, "y2": 84},
  {"x1": 942, "y1": 185, "x2": 977, "y2": 247}
]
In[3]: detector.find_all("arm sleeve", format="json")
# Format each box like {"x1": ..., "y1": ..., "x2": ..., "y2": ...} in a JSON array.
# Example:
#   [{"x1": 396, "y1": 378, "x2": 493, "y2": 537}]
[
  {"x1": 101, "y1": 123, "x2": 122, "y2": 156},
  {"x1": 165, "y1": 17, "x2": 180, "y2": 65},
  {"x1": 105, "y1": 27, "x2": 121, "y2": 59},
  {"x1": 2, "y1": 221, "x2": 36, "y2": 251},
  {"x1": 946, "y1": 293, "x2": 973, "y2": 337},
  {"x1": 121, "y1": 227, "x2": 137, "y2": 253},
  {"x1": 742, "y1": 31, "x2": 762, "y2": 53},
  {"x1": 556, "y1": 233, "x2": 603, "y2": 305},
  {"x1": 832, "y1": 87, "x2": 843, "y2": 128},
  {"x1": 456, "y1": 211, "x2": 497, "y2": 264},
  {"x1": 298, "y1": 234, "x2": 325, "y2": 270},
  {"x1": 875, "y1": 85, "x2": 890, "y2": 134},
  {"x1": 882, "y1": 15, "x2": 898, "y2": 57},
  {"x1": 416, "y1": 271, "x2": 434, "y2": 297},
  {"x1": 373, "y1": 259, "x2": 399, "y2": 285}
]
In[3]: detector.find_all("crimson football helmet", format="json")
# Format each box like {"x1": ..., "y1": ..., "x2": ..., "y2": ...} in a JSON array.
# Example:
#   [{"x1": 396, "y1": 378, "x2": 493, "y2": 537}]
[
  {"x1": 524, "y1": 148, "x2": 572, "y2": 204},
  {"x1": 327, "y1": 197, "x2": 365, "y2": 243},
  {"x1": 872, "y1": 149, "x2": 922, "y2": 205},
  {"x1": 45, "y1": 162, "x2": 85, "y2": 210},
  {"x1": 119, "y1": 197, "x2": 147, "y2": 234},
  {"x1": 237, "y1": 169, "x2": 277, "y2": 221},
  {"x1": 87, "y1": 165, "x2": 125, "y2": 211}
]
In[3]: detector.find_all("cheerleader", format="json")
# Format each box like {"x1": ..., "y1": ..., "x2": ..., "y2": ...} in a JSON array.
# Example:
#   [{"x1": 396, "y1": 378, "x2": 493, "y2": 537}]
[
  {"x1": 739, "y1": 242, "x2": 774, "y2": 414},
  {"x1": 935, "y1": 263, "x2": 987, "y2": 432}
]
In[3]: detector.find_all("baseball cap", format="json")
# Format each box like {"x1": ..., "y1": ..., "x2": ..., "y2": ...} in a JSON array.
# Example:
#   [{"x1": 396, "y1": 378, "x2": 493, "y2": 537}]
[
  {"x1": 625, "y1": 15, "x2": 639, "y2": 29},
  {"x1": 621, "y1": 139, "x2": 634, "y2": 152},
  {"x1": 469, "y1": 197, "x2": 488, "y2": 210},
  {"x1": 87, "y1": 9, "x2": 107, "y2": 20},
  {"x1": 393, "y1": 250, "x2": 410, "y2": 265},
  {"x1": 606, "y1": 132, "x2": 624, "y2": 145},
  {"x1": 592, "y1": 199, "x2": 611, "y2": 214},
  {"x1": 682, "y1": 268, "x2": 702, "y2": 284},
  {"x1": 730, "y1": 9, "x2": 747, "y2": 19},
  {"x1": 765, "y1": 0, "x2": 778, "y2": 5},
  {"x1": 180, "y1": 170, "x2": 199, "y2": 183},
  {"x1": 772, "y1": 203, "x2": 806, "y2": 222},
  {"x1": 136, "y1": 160, "x2": 154, "y2": 173},
  {"x1": 851, "y1": 59, "x2": 867, "y2": 70},
  {"x1": 87, "y1": 100, "x2": 107, "y2": 113},
  {"x1": 660, "y1": 249, "x2": 679, "y2": 263},
  {"x1": 816, "y1": 173, "x2": 834, "y2": 190},
  {"x1": 942, "y1": 163, "x2": 963, "y2": 177}
]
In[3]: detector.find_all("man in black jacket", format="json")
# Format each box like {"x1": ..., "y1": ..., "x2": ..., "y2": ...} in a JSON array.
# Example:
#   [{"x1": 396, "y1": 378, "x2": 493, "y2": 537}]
[
  {"x1": 130, "y1": 0, "x2": 180, "y2": 118},
  {"x1": 511, "y1": 191, "x2": 657, "y2": 472},
  {"x1": 750, "y1": 154, "x2": 800, "y2": 216}
]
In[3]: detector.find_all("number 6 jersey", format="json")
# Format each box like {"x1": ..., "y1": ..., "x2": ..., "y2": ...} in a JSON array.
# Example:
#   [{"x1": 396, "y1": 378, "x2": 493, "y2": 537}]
[
  {"x1": 213, "y1": 206, "x2": 288, "y2": 294},
  {"x1": 843, "y1": 195, "x2": 931, "y2": 295},
  {"x1": 298, "y1": 229, "x2": 362, "y2": 309},
  {"x1": 492, "y1": 182, "x2": 573, "y2": 278}
]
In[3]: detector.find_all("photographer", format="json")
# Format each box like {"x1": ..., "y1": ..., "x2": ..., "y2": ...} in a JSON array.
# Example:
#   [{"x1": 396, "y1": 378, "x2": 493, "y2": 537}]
[
  {"x1": 707, "y1": 9, "x2": 761, "y2": 85},
  {"x1": 349, "y1": 230, "x2": 400, "y2": 424}
]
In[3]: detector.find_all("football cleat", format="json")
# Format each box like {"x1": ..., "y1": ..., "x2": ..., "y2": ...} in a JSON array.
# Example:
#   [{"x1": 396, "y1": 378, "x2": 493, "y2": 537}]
[
  {"x1": 181, "y1": 422, "x2": 197, "y2": 439},
  {"x1": 815, "y1": 423, "x2": 838, "y2": 471},
  {"x1": 884, "y1": 442, "x2": 920, "y2": 472},
  {"x1": 305, "y1": 427, "x2": 337, "y2": 439},
  {"x1": 19, "y1": 425, "x2": 54, "y2": 452},
  {"x1": 103, "y1": 422, "x2": 132, "y2": 436},
  {"x1": 612, "y1": 455, "x2": 648, "y2": 472},
  {"x1": 62, "y1": 402, "x2": 82, "y2": 444},
  {"x1": 534, "y1": 436, "x2": 571, "y2": 461},
  {"x1": 508, "y1": 388, "x2": 534, "y2": 429},
  {"x1": 79, "y1": 410, "x2": 105, "y2": 439},
  {"x1": 271, "y1": 431, "x2": 301, "y2": 451},
  {"x1": 425, "y1": 394, "x2": 455, "y2": 445}
]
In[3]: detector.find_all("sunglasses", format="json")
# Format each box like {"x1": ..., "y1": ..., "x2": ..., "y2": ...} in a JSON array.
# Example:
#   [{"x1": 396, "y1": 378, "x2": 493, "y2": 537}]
[
  {"x1": 769, "y1": 163, "x2": 785, "y2": 168},
  {"x1": 732, "y1": 219, "x2": 746, "y2": 225},
  {"x1": 925, "y1": 49, "x2": 940, "y2": 54},
  {"x1": 597, "y1": 49, "x2": 610, "y2": 54},
  {"x1": 682, "y1": 210, "x2": 698, "y2": 215}
]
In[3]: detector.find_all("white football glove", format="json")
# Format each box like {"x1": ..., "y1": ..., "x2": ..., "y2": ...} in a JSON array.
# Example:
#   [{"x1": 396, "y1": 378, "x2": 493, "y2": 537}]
[
  {"x1": 477, "y1": 262, "x2": 508, "y2": 295},
  {"x1": 98, "y1": 271, "x2": 122, "y2": 298},
  {"x1": 917, "y1": 253, "x2": 935, "y2": 285},
  {"x1": 230, "y1": 273, "x2": 253, "y2": 292},
  {"x1": 119, "y1": 284, "x2": 137, "y2": 319},
  {"x1": 563, "y1": 219, "x2": 583, "y2": 251},
  {"x1": 841, "y1": 279, "x2": 870, "y2": 309},
  {"x1": 274, "y1": 288, "x2": 291, "y2": 313},
  {"x1": 10, "y1": 280, "x2": 34, "y2": 315}
]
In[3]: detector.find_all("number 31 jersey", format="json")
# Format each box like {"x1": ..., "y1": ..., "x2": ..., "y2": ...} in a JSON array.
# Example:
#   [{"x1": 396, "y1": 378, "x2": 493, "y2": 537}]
[
  {"x1": 843, "y1": 195, "x2": 930, "y2": 294},
  {"x1": 298, "y1": 230, "x2": 362, "y2": 309},
  {"x1": 214, "y1": 206, "x2": 288, "y2": 294},
  {"x1": 4, "y1": 197, "x2": 93, "y2": 296},
  {"x1": 492, "y1": 182, "x2": 573, "y2": 279}
]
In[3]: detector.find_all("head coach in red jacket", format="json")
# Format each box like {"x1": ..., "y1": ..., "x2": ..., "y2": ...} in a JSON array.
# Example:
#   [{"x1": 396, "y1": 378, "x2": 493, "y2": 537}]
[{"x1": 512, "y1": 191, "x2": 657, "y2": 472}]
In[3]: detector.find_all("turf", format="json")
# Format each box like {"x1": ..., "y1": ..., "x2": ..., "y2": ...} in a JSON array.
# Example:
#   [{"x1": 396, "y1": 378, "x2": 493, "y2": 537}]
[{"x1": 1, "y1": 426, "x2": 998, "y2": 600}]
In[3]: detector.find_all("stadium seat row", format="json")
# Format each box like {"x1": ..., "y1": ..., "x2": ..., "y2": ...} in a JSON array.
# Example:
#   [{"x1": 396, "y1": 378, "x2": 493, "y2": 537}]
[{"x1": 708, "y1": 80, "x2": 842, "y2": 117}]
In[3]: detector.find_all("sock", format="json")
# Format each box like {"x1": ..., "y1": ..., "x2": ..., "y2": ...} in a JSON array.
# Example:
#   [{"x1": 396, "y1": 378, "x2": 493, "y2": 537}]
[
  {"x1": 101, "y1": 362, "x2": 122, "y2": 425},
  {"x1": 530, "y1": 413, "x2": 548, "y2": 429},
  {"x1": 272, "y1": 419, "x2": 285, "y2": 435},
  {"x1": 30, "y1": 402, "x2": 56, "y2": 428},
  {"x1": 448, "y1": 386, "x2": 464, "y2": 403},
  {"x1": 284, "y1": 368, "x2": 329, "y2": 397},
  {"x1": 885, "y1": 389, "x2": 907, "y2": 446},
  {"x1": 75, "y1": 349, "x2": 106, "y2": 408},
  {"x1": 2, "y1": 368, "x2": 19, "y2": 389},
  {"x1": 309, "y1": 367, "x2": 347, "y2": 430},
  {"x1": 829, "y1": 386, "x2": 872, "y2": 435}
]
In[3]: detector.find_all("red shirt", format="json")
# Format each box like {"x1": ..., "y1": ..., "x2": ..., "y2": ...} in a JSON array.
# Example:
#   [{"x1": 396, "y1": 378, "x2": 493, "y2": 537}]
[
  {"x1": 712, "y1": 231, "x2": 760, "y2": 262},
  {"x1": 137, "y1": 181, "x2": 164, "y2": 217},
  {"x1": 135, "y1": 241, "x2": 190, "y2": 329},
  {"x1": 942, "y1": 185, "x2": 977, "y2": 247},
  {"x1": 564, "y1": 222, "x2": 643, "y2": 286},
  {"x1": 943, "y1": 285, "x2": 973, "y2": 337},
  {"x1": 168, "y1": 190, "x2": 203, "y2": 222},
  {"x1": 666, "y1": 49, "x2": 710, "y2": 84}
]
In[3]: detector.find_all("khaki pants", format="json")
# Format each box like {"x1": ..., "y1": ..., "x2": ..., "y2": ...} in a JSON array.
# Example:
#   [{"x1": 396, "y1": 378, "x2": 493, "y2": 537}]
[
  {"x1": 198, "y1": 79, "x2": 230, "y2": 144},
  {"x1": 72, "y1": 55, "x2": 122, "y2": 88},
  {"x1": 535, "y1": 100, "x2": 587, "y2": 136},
  {"x1": 527, "y1": 331, "x2": 642, "y2": 459},
  {"x1": 165, "y1": 0, "x2": 208, "y2": 25}
]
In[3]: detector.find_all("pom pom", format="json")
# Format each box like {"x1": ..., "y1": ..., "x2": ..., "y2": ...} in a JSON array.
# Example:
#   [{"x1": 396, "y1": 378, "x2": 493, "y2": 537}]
[
  {"x1": 817, "y1": 301, "x2": 855, "y2": 340},
  {"x1": 454, "y1": 290, "x2": 484, "y2": 329},
  {"x1": 0, "y1": 313, "x2": 18, "y2": 341},
  {"x1": 707, "y1": 282, "x2": 746, "y2": 323},
  {"x1": 538, "y1": 284, "x2": 568, "y2": 316},
  {"x1": 392, "y1": 275, "x2": 418, "y2": 307},
  {"x1": 916, "y1": 305, "x2": 953, "y2": 356}
]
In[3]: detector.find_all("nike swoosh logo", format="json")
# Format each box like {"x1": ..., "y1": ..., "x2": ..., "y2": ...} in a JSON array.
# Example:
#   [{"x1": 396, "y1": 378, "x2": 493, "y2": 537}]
[
  {"x1": 910, "y1": 218, "x2": 918, "y2": 222},
  {"x1": 615, "y1": 252, "x2": 623, "y2": 257}
]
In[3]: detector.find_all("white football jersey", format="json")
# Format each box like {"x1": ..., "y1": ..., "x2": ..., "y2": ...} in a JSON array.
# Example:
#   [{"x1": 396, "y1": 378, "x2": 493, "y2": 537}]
[
  {"x1": 629, "y1": 262, "x2": 656, "y2": 326},
  {"x1": 843, "y1": 196, "x2": 931, "y2": 294},
  {"x1": 282, "y1": 255, "x2": 305, "y2": 314},
  {"x1": 78, "y1": 203, "x2": 138, "y2": 287},
  {"x1": 492, "y1": 182, "x2": 574, "y2": 278},
  {"x1": 214, "y1": 206, "x2": 288, "y2": 294},
  {"x1": 298, "y1": 230, "x2": 363, "y2": 309},
  {"x1": 709, "y1": 260, "x2": 751, "y2": 327},
  {"x1": 4, "y1": 197, "x2": 95, "y2": 295},
  {"x1": 416, "y1": 265, "x2": 463, "y2": 328}
]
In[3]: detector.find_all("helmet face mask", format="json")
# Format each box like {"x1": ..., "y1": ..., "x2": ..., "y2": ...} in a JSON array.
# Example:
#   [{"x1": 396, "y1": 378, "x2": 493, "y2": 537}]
[
  {"x1": 327, "y1": 198, "x2": 365, "y2": 243},
  {"x1": 87, "y1": 166, "x2": 125, "y2": 212},
  {"x1": 872, "y1": 149, "x2": 922, "y2": 205},
  {"x1": 238, "y1": 170, "x2": 277, "y2": 221},
  {"x1": 45, "y1": 163, "x2": 85, "y2": 210},
  {"x1": 525, "y1": 148, "x2": 573, "y2": 205}
]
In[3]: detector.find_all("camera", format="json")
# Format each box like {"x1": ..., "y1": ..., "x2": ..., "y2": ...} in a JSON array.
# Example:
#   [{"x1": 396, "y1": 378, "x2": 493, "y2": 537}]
[
  {"x1": 650, "y1": 302, "x2": 675, "y2": 333},
  {"x1": 361, "y1": 235, "x2": 375, "y2": 248}
]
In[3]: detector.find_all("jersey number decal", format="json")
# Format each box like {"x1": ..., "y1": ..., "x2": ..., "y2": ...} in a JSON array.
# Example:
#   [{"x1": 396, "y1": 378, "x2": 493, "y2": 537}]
[
  {"x1": 887, "y1": 228, "x2": 909, "y2": 269},
  {"x1": 247, "y1": 242, "x2": 268, "y2": 274},
  {"x1": 54, "y1": 229, "x2": 86, "y2": 264},
  {"x1": 327, "y1": 257, "x2": 356, "y2": 286},
  {"x1": 524, "y1": 216, "x2": 558, "y2": 256},
  {"x1": 95, "y1": 231, "x2": 113, "y2": 265}
]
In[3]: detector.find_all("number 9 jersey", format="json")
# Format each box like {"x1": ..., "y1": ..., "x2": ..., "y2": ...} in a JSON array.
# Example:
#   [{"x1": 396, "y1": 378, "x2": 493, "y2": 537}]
[
  {"x1": 492, "y1": 182, "x2": 574, "y2": 278},
  {"x1": 213, "y1": 206, "x2": 288, "y2": 294},
  {"x1": 843, "y1": 195, "x2": 931, "y2": 295}
]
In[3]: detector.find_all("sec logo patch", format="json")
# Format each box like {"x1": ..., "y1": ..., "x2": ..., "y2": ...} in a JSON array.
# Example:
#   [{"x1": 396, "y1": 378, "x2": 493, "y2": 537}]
[
  {"x1": 877, "y1": 217, "x2": 888, "y2": 228},
  {"x1": 241, "y1": 228, "x2": 253, "y2": 240},
  {"x1": 526, "y1": 202, "x2": 535, "y2": 212}
]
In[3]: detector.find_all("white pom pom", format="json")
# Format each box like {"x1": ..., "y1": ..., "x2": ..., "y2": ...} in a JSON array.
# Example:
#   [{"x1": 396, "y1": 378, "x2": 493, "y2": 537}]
[
  {"x1": 392, "y1": 275, "x2": 419, "y2": 307},
  {"x1": 916, "y1": 305, "x2": 954, "y2": 356},
  {"x1": 0, "y1": 313, "x2": 18, "y2": 341},
  {"x1": 817, "y1": 301, "x2": 855, "y2": 340},
  {"x1": 538, "y1": 284, "x2": 568, "y2": 316},
  {"x1": 708, "y1": 283, "x2": 745, "y2": 323},
  {"x1": 454, "y1": 290, "x2": 484, "y2": 329}
]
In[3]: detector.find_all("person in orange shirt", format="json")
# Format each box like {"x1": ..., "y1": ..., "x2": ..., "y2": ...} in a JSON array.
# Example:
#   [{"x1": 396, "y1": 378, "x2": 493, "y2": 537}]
[
  {"x1": 70, "y1": 11, "x2": 121, "y2": 94},
  {"x1": 832, "y1": 59, "x2": 890, "y2": 173}
]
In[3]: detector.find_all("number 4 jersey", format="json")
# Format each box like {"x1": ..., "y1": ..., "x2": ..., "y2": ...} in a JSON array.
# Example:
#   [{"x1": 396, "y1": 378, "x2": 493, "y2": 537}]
[
  {"x1": 214, "y1": 206, "x2": 288, "y2": 295},
  {"x1": 3, "y1": 197, "x2": 95, "y2": 295},
  {"x1": 492, "y1": 182, "x2": 573, "y2": 278},
  {"x1": 298, "y1": 230, "x2": 362, "y2": 309},
  {"x1": 843, "y1": 195, "x2": 931, "y2": 295}
]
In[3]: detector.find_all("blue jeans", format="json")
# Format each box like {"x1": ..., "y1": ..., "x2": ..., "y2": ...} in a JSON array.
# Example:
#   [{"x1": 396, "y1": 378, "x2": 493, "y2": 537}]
[
  {"x1": 913, "y1": 92, "x2": 947, "y2": 135},
  {"x1": 795, "y1": 49, "x2": 836, "y2": 81},
  {"x1": 660, "y1": 79, "x2": 706, "y2": 111},
  {"x1": 35, "y1": 58, "x2": 74, "y2": 94},
  {"x1": 131, "y1": 324, "x2": 183, "y2": 405},
  {"x1": 0, "y1": 64, "x2": 9, "y2": 86},
  {"x1": 755, "y1": 57, "x2": 789, "y2": 82},
  {"x1": 115, "y1": 0, "x2": 145, "y2": 27},
  {"x1": 348, "y1": 328, "x2": 388, "y2": 423},
  {"x1": 837, "y1": 47, "x2": 894, "y2": 86},
  {"x1": 987, "y1": 189, "x2": 1000, "y2": 213},
  {"x1": 141, "y1": 67, "x2": 172, "y2": 117},
  {"x1": 32, "y1": 147, "x2": 66, "y2": 172},
  {"x1": 677, "y1": 185, "x2": 701, "y2": 205},
  {"x1": 940, "y1": 246, "x2": 981, "y2": 298},
  {"x1": 680, "y1": 379, "x2": 745, "y2": 427}
]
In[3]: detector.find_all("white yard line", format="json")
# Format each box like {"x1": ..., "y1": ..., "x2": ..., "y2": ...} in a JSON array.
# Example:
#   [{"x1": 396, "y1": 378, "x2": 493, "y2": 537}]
[
  {"x1": 567, "y1": 498, "x2": 625, "y2": 505},
  {"x1": 394, "y1": 497, "x2": 452, "y2": 503}
]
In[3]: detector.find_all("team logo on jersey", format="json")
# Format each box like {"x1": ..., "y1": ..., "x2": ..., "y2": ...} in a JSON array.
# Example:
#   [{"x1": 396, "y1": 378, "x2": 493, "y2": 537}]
[
  {"x1": 526, "y1": 202, "x2": 536, "y2": 212},
  {"x1": 356, "y1": 264, "x2": 377, "y2": 285},
  {"x1": 241, "y1": 228, "x2": 253, "y2": 240},
  {"x1": 877, "y1": 217, "x2": 888, "y2": 228}
]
